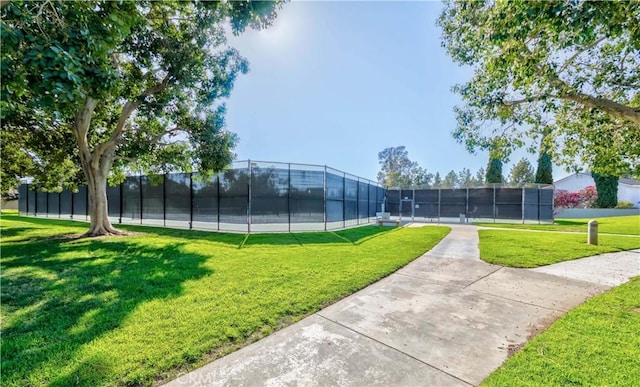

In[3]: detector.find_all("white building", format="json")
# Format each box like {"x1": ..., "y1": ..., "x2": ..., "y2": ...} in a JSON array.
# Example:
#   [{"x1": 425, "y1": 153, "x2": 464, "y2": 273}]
[{"x1": 554, "y1": 172, "x2": 640, "y2": 208}]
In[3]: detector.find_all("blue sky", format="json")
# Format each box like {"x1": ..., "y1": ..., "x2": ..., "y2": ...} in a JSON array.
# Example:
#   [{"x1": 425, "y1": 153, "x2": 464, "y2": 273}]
[{"x1": 225, "y1": 0, "x2": 557, "y2": 181}]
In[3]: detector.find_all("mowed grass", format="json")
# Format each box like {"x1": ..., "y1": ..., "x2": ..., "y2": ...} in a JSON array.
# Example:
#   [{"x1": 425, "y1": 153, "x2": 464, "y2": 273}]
[
  {"x1": 477, "y1": 215, "x2": 640, "y2": 235},
  {"x1": 0, "y1": 214, "x2": 449, "y2": 386},
  {"x1": 483, "y1": 277, "x2": 640, "y2": 386},
  {"x1": 479, "y1": 229, "x2": 640, "y2": 268}
]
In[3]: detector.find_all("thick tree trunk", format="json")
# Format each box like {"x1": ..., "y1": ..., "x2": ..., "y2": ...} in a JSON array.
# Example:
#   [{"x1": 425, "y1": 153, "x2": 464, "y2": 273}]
[
  {"x1": 73, "y1": 97, "x2": 124, "y2": 237},
  {"x1": 85, "y1": 167, "x2": 123, "y2": 236}
]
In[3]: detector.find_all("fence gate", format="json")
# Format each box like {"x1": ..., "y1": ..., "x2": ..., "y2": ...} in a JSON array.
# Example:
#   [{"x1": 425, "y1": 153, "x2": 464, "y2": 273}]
[{"x1": 400, "y1": 199, "x2": 414, "y2": 220}]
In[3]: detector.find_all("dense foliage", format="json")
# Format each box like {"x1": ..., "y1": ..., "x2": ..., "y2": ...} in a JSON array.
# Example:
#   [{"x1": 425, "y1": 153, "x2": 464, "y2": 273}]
[
  {"x1": 508, "y1": 158, "x2": 535, "y2": 187},
  {"x1": 1, "y1": 0, "x2": 281, "y2": 234},
  {"x1": 439, "y1": 0, "x2": 640, "y2": 177},
  {"x1": 592, "y1": 173, "x2": 619, "y2": 208},
  {"x1": 485, "y1": 157, "x2": 503, "y2": 184},
  {"x1": 377, "y1": 146, "x2": 432, "y2": 188},
  {"x1": 554, "y1": 186, "x2": 598, "y2": 209}
]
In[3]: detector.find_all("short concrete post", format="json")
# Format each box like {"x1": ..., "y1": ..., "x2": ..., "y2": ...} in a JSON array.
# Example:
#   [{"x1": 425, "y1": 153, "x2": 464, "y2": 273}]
[{"x1": 587, "y1": 220, "x2": 598, "y2": 245}]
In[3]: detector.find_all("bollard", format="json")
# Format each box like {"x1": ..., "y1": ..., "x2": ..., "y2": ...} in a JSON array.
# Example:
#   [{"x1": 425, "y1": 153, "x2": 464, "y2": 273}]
[
  {"x1": 459, "y1": 213, "x2": 465, "y2": 224},
  {"x1": 587, "y1": 220, "x2": 598, "y2": 245}
]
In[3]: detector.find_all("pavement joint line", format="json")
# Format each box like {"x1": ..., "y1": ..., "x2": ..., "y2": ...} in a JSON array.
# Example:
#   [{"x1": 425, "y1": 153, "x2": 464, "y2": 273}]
[
  {"x1": 463, "y1": 266, "x2": 504, "y2": 289},
  {"x1": 315, "y1": 313, "x2": 475, "y2": 387},
  {"x1": 393, "y1": 271, "x2": 474, "y2": 289},
  {"x1": 464, "y1": 287, "x2": 571, "y2": 313}
]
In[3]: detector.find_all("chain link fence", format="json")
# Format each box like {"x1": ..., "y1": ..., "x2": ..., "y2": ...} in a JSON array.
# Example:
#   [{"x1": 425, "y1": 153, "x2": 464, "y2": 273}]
[
  {"x1": 18, "y1": 160, "x2": 385, "y2": 233},
  {"x1": 385, "y1": 186, "x2": 554, "y2": 223}
]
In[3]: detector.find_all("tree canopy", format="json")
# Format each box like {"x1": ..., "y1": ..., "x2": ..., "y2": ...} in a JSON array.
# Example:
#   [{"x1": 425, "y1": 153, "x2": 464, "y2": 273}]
[
  {"x1": 486, "y1": 155, "x2": 504, "y2": 184},
  {"x1": 377, "y1": 146, "x2": 432, "y2": 188},
  {"x1": 439, "y1": 0, "x2": 640, "y2": 177},
  {"x1": 1, "y1": 0, "x2": 281, "y2": 234},
  {"x1": 508, "y1": 158, "x2": 534, "y2": 187}
]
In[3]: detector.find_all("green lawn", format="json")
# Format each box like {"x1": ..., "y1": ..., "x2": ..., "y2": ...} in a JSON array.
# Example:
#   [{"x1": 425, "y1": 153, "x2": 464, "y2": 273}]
[
  {"x1": 483, "y1": 277, "x2": 640, "y2": 386},
  {"x1": 477, "y1": 215, "x2": 640, "y2": 235},
  {"x1": 0, "y1": 214, "x2": 449, "y2": 386},
  {"x1": 479, "y1": 229, "x2": 640, "y2": 268}
]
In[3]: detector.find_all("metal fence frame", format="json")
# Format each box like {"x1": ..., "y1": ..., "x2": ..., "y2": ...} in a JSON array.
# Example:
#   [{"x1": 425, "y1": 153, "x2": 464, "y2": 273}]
[
  {"x1": 384, "y1": 185, "x2": 554, "y2": 224},
  {"x1": 18, "y1": 160, "x2": 384, "y2": 233}
]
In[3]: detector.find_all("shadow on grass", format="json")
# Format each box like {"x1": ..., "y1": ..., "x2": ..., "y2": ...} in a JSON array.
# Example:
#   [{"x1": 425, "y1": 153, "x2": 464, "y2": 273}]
[
  {"x1": 3, "y1": 213, "x2": 394, "y2": 248},
  {"x1": 0, "y1": 236, "x2": 212, "y2": 386},
  {"x1": 554, "y1": 219, "x2": 588, "y2": 226},
  {"x1": 243, "y1": 226, "x2": 393, "y2": 247}
]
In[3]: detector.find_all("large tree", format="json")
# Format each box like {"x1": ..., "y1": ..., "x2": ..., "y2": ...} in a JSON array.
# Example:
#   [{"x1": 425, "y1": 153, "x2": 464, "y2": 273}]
[
  {"x1": 486, "y1": 156, "x2": 503, "y2": 184},
  {"x1": 377, "y1": 146, "x2": 432, "y2": 188},
  {"x1": 439, "y1": 1, "x2": 640, "y2": 177},
  {"x1": 535, "y1": 129, "x2": 554, "y2": 184},
  {"x1": 1, "y1": 0, "x2": 281, "y2": 235},
  {"x1": 508, "y1": 158, "x2": 534, "y2": 187}
]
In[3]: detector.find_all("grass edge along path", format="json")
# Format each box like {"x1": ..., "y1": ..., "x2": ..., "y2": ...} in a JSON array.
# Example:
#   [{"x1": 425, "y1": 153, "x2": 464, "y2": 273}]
[
  {"x1": 478, "y1": 229, "x2": 640, "y2": 268},
  {"x1": 1, "y1": 214, "x2": 450, "y2": 386},
  {"x1": 482, "y1": 277, "x2": 640, "y2": 386},
  {"x1": 476, "y1": 215, "x2": 640, "y2": 235}
]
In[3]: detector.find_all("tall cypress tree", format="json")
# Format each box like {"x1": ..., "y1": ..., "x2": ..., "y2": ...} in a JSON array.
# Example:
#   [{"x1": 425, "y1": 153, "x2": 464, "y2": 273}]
[
  {"x1": 486, "y1": 157, "x2": 503, "y2": 184},
  {"x1": 591, "y1": 172, "x2": 618, "y2": 208},
  {"x1": 535, "y1": 130, "x2": 553, "y2": 184}
]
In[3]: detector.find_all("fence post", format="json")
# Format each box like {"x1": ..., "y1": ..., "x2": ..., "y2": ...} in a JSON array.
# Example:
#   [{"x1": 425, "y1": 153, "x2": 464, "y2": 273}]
[
  {"x1": 493, "y1": 185, "x2": 496, "y2": 223},
  {"x1": 437, "y1": 188, "x2": 441, "y2": 222},
  {"x1": 288, "y1": 163, "x2": 291, "y2": 233},
  {"x1": 119, "y1": 182, "x2": 123, "y2": 224},
  {"x1": 34, "y1": 189, "x2": 38, "y2": 216},
  {"x1": 466, "y1": 187, "x2": 469, "y2": 223},
  {"x1": 538, "y1": 186, "x2": 541, "y2": 225},
  {"x1": 323, "y1": 166, "x2": 327, "y2": 231},
  {"x1": 58, "y1": 191, "x2": 61, "y2": 218},
  {"x1": 521, "y1": 186, "x2": 525, "y2": 224},
  {"x1": 216, "y1": 172, "x2": 221, "y2": 231},
  {"x1": 26, "y1": 184, "x2": 29, "y2": 215},
  {"x1": 46, "y1": 190, "x2": 49, "y2": 217},
  {"x1": 70, "y1": 187, "x2": 74, "y2": 219},
  {"x1": 84, "y1": 185, "x2": 88, "y2": 221},
  {"x1": 368, "y1": 180, "x2": 371, "y2": 224},
  {"x1": 189, "y1": 173, "x2": 194, "y2": 230},
  {"x1": 163, "y1": 174, "x2": 167, "y2": 227},
  {"x1": 247, "y1": 160, "x2": 252, "y2": 234},
  {"x1": 342, "y1": 173, "x2": 346, "y2": 229},
  {"x1": 356, "y1": 178, "x2": 360, "y2": 225},
  {"x1": 139, "y1": 176, "x2": 143, "y2": 225}
]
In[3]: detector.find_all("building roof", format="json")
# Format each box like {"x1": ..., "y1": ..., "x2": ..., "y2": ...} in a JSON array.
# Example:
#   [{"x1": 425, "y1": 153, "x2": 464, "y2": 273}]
[{"x1": 554, "y1": 172, "x2": 640, "y2": 186}]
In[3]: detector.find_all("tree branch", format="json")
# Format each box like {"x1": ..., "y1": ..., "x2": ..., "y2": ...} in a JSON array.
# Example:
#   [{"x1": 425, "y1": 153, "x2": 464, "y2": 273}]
[
  {"x1": 92, "y1": 76, "x2": 171, "y2": 168},
  {"x1": 557, "y1": 37, "x2": 606, "y2": 74},
  {"x1": 109, "y1": 76, "x2": 170, "y2": 144},
  {"x1": 562, "y1": 92, "x2": 640, "y2": 126},
  {"x1": 72, "y1": 96, "x2": 98, "y2": 171}
]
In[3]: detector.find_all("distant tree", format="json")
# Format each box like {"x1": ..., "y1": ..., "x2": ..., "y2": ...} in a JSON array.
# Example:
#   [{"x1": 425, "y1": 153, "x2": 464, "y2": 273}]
[
  {"x1": 473, "y1": 167, "x2": 486, "y2": 187},
  {"x1": 411, "y1": 166, "x2": 434, "y2": 188},
  {"x1": 442, "y1": 170, "x2": 460, "y2": 189},
  {"x1": 508, "y1": 158, "x2": 535, "y2": 187},
  {"x1": 433, "y1": 172, "x2": 443, "y2": 188},
  {"x1": 456, "y1": 168, "x2": 472, "y2": 188},
  {"x1": 486, "y1": 156, "x2": 503, "y2": 184},
  {"x1": 592, "y1": 172, "x2": 618, "y2": 208},
  {"x1": 377, "y1": 146, "x2": 432, "y2": 187},
  {"x1": 535, "y1": 130, "x2": 554, "y2": 184}
]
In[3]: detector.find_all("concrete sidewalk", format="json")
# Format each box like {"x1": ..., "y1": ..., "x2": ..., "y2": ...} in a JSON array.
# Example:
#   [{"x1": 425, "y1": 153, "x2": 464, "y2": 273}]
[{"x1": 166, "y1": 225, "x2": 637, "y2": 387}]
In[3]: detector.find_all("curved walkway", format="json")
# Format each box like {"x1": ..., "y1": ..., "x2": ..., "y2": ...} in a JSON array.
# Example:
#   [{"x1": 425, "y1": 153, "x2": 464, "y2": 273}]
[{"x1": 167, "y1": 224, "x2": 638, "y2": 387}]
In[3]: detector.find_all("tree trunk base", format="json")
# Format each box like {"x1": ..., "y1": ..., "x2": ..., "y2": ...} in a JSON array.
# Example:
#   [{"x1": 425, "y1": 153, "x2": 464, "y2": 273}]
[{"x1": 83, "y1": 224, "x2": 128, "y2": 237}]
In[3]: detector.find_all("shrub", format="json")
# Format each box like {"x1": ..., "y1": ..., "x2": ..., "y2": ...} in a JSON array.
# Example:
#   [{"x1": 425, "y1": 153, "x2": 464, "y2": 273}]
[
  {"x1": 554, "y1": 185, "x2": 598, "y2": 209},
  {"x1": 615, "y1": 201, "x2": 636, "y2": 209}
]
